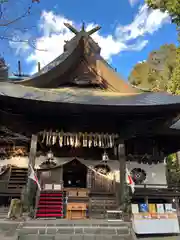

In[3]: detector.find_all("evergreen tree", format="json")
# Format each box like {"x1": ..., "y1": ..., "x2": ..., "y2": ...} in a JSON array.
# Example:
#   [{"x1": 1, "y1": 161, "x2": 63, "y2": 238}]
[
  {"x1": 168, "y1": 46, "x2": 180, "y2": 94},
  {"x1": 128, "y1": 44, "x2": 177, "y2": 91},
  {"x1": 146, "y1": 0, "x2": 180, "y2": 26}
]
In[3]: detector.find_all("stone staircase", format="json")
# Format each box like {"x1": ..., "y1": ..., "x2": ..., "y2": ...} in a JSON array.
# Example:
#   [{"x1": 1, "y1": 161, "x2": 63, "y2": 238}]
[
  {"x1": 16, "y1": 220, "x2": 137, "y2": 240},
  {"x1": 0, "y1": 219, "x2": 137, "y2": 240},
  {"x1": 89, "y1": 195, "x2": 118, "y2": 219},
  {"x1": 8, "y1": 167, "x2": 28, "y2": 191},
  {"x1": 0, "y1": 207, "x2": 9, "y2": 219}
]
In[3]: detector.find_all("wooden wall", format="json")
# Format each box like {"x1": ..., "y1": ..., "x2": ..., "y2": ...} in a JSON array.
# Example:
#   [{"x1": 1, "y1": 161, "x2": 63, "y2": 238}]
[
  {"x1": 38, "y1": 166, "x2": 63, "y2": 187},
  {"x1": 37, "y1": 164, "x2": 116, "y2": 194}
]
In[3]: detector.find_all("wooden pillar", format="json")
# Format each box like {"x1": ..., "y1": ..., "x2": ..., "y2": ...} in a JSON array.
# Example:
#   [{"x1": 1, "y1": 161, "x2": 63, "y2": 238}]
[
  {"x1": 175, "y1": 197, "x2": 179, "y2": 214},
  {"x1": 18, "y1": 60, "x2": 21, "y2": 76},
  {"x1": 27, "y1": 134, "x2": 38, "y2": 192},
  {"x1": 176, "y1": 152, "x2": 180, "y2": 166},
  {"x1": 145, "y1": 196, "x2": 149, "y2": 205},
  {"x1": 28, "y1": 134, "x2": 38, "y2": 169},
  {"x1": 118, "y1": 141, "x2": 126, "y2": 206},
  {"x1": 38, "y1": 62, "x2": 41, "y2": 72}
]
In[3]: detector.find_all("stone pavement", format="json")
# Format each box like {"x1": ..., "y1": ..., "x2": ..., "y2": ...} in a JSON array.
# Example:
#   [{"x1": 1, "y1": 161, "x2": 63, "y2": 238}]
[{"x1": 0, "y1": 219, "x2": 135, "y2": 240}]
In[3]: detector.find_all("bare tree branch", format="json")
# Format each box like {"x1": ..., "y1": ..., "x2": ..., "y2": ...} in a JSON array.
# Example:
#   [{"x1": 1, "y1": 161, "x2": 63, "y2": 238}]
[
  {"x1": 0, "y1": 35, "x2": 47, "y2": 51},
  {"x1": 0, "y1": 4, "x2": 32, "y2": 27},
  {"x1": 0, "y1": 0, "x2": 45, "y2": 52}
]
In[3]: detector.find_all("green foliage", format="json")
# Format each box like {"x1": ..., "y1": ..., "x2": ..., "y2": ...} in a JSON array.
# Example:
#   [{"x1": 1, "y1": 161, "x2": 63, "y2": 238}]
[
  {"x1": 167, "y1": 27, "x2": 180, "y2": 95},
  {"x1": 128, "y1": 61, "x2": 149, "y2": 87},
  {"x1": 166, "y1": 154, "x2": 180, "y2": 185},
  {"x1": 146, "y1": 0, "x2": 180, "y2": 26},
  {"x1": 145, "y1": 0, "x2": 180, "y2": 93},
  {"x1": 128, "y1": 44, "x2": 177, "y2": 91}
]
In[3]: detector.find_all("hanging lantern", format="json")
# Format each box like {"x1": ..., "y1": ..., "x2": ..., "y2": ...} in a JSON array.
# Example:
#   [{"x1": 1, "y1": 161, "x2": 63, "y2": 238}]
[
  {"x1": 47, "y1": 150, "x2": 54, "y2": 161},
  {"x1": 39, "y1": 150, "x2": 56, "y2": 169},
  {"x1": 102, "y1": 151, "x2": 109, "y2": 162}
]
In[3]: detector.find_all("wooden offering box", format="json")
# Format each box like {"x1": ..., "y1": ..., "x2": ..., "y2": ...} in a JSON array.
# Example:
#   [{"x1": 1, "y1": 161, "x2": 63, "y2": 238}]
[
  {"x1": 64, "y1": 188, "x2": 89, "y2": 198},
  {"x1": 67, "y1": 203, "x2": 87, "y2": 219},
  {"x1": 78, "y1": 188, "x2": 89, "y2": 197},
  {"x1": 67, "y1": 188, "x2": 77, "y2": 197}
]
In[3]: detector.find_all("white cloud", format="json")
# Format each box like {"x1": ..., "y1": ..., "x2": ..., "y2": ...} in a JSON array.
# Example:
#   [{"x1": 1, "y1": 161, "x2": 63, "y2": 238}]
[
  {"x1": 9, "y1": 30, "x2": 31, "y2": 55},
  {"x1": 116, "y1": 4, "x2": 170, "y2": 41},
  {"x1": 10, "y1": 4, "x2": 170, "y2": 74},
  {"x1": 129, "y1": 0, "x2": 139, "y2": 7}
]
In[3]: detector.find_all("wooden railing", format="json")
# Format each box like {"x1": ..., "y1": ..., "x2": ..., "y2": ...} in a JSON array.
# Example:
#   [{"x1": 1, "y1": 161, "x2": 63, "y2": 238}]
[
  {"x1": 133, "y1": 183, "x2": 180, "y2": 198},
  {"x1": 135, "y1": 184, "x2": 168, "y2": 189},
  {"x1": 134, "y1": 183, "x2": 180, "y2": 190},
  {"x1": 0, "y1": 180, "x2": 9, "y2": 192},
  {"x1": 0, "y1": 179, "x2": 25, "y2": 193}
]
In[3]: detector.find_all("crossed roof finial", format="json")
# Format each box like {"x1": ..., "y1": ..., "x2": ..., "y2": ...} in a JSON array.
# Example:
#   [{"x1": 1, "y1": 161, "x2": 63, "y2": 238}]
[{"x1": 64, "y1": 22, "x2": 101, "y2": 36}]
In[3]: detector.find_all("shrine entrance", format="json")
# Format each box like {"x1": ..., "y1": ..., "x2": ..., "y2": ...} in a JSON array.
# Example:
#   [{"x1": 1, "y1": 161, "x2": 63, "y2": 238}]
[{"x1": 63, "y1": 159, "x2": 87, "y2": 188}]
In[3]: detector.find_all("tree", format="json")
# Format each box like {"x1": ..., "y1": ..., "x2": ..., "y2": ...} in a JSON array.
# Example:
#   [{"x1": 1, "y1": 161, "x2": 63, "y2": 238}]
[
  {"x1": 0, "y1": 0, "x2": 40, "y2": 27},
  {"x1": 128, "y1": 61, "x2": 149, "y2": 87},
  {"x1": 168, "y1": 46, "x2": 180, "y2": 94},
  {"x1": 166, "y1": 154, "x2": 180, "y2": 186},
  {"x1": 146, "y1": 0, "x2": 180, "y2": 95},
  {"x1": 146, "y1": 0, "x2": 180, "y2": 26},
  {"x1": 167, "y1": 28, "x2": 180, "y2": 94},
  {"x1": 138, "y1": 1, "x2": 180, "y2": 185},
  {"x1": 128, "y1": 44, "x2": 177, "y2": 91}
]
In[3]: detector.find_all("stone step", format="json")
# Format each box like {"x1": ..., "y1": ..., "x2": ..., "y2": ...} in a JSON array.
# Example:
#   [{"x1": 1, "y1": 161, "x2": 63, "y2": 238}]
[
  {"x1": 17, "y1": 225, "x2": 134, "y2": 240},
  {"x1": 9, "y1": 179, "x2": 26, "y2": 184},
  {"x1": 18, "y1": 234, "x2": 131, "y2": 240},
  {"x1": 8, "y1": 185, "x2": 24, "y2": 189},
  {"x1": 10, "y1": 174, "x2": 27, "y2": 177},
  {"x1": 10, "y1": 175, "x2": 27, "y2": 178},
  {"x1": 11, "y1": 168, "x2": 28, "y2": 171},
  {"x1": 0, "y1": 235, "x2": 17, "y2": 240},
  {"x1": 0, "y1": 221, "x2": 136, "y2": 240}
]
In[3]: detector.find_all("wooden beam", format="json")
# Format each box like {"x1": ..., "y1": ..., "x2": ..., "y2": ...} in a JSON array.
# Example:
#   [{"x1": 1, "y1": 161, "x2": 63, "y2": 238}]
[{"x1": 64, "y1": 23, "x2": 79, "y2": 35}]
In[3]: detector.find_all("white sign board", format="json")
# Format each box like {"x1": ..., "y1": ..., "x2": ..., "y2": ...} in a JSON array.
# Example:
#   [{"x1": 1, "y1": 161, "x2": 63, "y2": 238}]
[
  {"x1": 54, "y1": 184, "x2": 62, "y2": 190},
  {"x1": 44, "y1": 184, "x2": 53, "y2": 190}
]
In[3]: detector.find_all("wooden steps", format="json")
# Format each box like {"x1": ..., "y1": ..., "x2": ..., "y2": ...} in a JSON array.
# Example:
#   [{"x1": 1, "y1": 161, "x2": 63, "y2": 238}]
[
  {"x1": 36, "y1": 190, "x2": 64, "y2": 219},
  {"x1": 8, "y1": 167, "x2": 28, "y2": 190},
  {"x1": 89, "y1": 196, "x2": 118, "y2": 219}
]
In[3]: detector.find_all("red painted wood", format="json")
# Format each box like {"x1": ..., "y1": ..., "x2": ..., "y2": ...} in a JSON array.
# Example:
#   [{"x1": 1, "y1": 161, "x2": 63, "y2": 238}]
[{"x1": 36, "y1": 213, "x2": 63, "y2": 217}]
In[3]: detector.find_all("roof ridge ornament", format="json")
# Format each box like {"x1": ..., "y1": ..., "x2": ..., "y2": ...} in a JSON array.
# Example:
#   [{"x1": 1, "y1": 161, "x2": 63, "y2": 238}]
[{"x1": 64, "y1": 22, "x2": 101, "y2": 36}]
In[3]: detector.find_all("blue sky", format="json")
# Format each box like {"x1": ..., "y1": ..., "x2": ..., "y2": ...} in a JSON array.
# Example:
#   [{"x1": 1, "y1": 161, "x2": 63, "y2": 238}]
[{"x1": 0, "y1": 0, "x2": 178, "y2": 79}]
